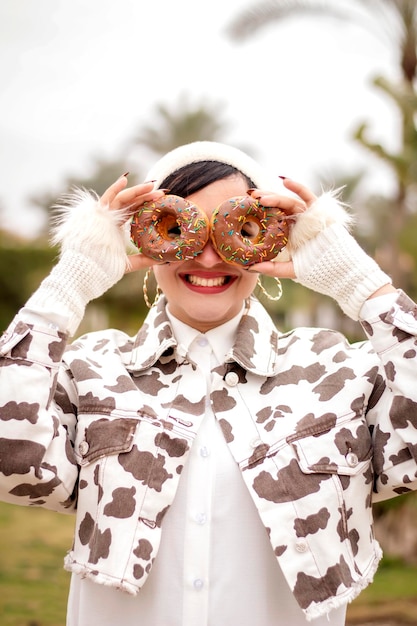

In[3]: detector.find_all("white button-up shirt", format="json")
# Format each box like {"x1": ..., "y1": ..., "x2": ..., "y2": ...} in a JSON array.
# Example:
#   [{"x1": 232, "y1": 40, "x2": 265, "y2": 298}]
[{"x1": 66, "y1": 306, "x2": 347, "y2": 625}]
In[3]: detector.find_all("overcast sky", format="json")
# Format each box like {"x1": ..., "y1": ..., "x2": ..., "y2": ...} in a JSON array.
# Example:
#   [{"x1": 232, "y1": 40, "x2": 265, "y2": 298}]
[{"x1": 0, "y1": 0, "x2": 400, "y2": 238}]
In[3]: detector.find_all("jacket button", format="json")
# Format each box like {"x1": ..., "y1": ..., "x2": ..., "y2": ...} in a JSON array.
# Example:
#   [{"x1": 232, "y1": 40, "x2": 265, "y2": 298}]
[
  {"x1": 193, "y1": 578, "x2": 204, "y2": 590},
  {"x1": 250, "y1": 437, "x2": 263, "y2": 448},
  {"x1": 225, "y1": 371, "x2": 239, "y2": 386},
  {"x1": 295, "y1": 540, "x2": 308, "y2": 553},
  {"x1": 79, "y1": 441, "x2": 89, "y2": 456},
  {"x1": 346, "y1": 452, "x2": 359, "y2": 467}
]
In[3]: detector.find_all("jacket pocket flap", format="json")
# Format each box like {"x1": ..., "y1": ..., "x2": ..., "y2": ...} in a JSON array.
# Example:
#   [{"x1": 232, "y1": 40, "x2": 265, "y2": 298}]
[
  {"x1": 289, "y1": 417, "x2": 372, "y2": 476},
  {"x1": 79, "y1": 417, "x2": 139, "y2": 464}
]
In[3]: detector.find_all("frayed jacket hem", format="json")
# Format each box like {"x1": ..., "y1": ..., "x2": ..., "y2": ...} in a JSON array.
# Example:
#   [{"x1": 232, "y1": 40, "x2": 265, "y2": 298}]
[
  {"x1": 304, "y1": 546, "x2": 383, "y2": 621},
  {"x1": 64, "y1": 555, "x2": 141, "y2": 596}
]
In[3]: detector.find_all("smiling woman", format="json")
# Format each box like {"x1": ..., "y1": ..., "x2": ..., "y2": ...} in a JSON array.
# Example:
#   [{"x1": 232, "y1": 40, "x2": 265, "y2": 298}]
[
  {"x1": 152, "y1": 175, "x2": 260, "y2": 330},
  {"x1": 1, "y1": 140, "x2": 417, "y2": 626}
]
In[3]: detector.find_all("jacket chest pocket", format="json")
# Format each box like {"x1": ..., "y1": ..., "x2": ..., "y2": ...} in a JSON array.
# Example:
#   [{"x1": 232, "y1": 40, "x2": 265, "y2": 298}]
[
  {"x1": 75, "y1": 414, "x2": 192, "y2": 506},
  {"x1": 288, "y1": 414, "x2": 372, "y2": 477}
]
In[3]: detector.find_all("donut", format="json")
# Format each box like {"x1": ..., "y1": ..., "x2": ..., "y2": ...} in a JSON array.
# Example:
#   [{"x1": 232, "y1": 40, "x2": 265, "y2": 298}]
[
  {"x1": 131, "y1": 195, "x2": 210, "y2": 262},
  {"x1": 210, "y1": 196, "x2": 289, "y2": 266}
]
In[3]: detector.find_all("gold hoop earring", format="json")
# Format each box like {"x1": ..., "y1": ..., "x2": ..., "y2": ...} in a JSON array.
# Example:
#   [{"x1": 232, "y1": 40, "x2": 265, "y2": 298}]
[
  {"x1": 256, "y1": 275, "x2": 283, "y2": 302},
  {"x1": 143, "y1": 267, "x2": 162, "y2": 309}
]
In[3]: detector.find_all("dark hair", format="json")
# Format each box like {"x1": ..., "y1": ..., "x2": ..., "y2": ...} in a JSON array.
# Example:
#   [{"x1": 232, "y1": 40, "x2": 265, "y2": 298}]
[{"x1": 160, "y1": 161, "x2": 255, "y2": 197}]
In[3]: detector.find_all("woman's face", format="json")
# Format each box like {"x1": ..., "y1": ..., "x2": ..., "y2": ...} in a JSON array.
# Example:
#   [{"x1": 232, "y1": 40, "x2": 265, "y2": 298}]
[{"x1": 153, "y1": 174, "x2": 259, "y2": 332}]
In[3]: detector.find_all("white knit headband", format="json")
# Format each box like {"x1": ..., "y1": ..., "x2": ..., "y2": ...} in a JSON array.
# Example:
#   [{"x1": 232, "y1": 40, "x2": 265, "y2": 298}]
[{"x1": 145, "y1": 141, "x2": 273, "y2": 190}]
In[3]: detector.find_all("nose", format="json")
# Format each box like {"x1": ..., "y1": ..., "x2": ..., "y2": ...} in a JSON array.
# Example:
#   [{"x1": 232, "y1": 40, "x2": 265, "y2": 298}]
[{"x1": 196, "y1": 238, "x2": 223, "y2": 267}]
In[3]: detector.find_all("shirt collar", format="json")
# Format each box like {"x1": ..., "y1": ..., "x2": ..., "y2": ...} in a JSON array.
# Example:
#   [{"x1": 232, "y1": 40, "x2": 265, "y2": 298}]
[{"x1": 166, "y1": 305, "x2": 244, "y2": 364}]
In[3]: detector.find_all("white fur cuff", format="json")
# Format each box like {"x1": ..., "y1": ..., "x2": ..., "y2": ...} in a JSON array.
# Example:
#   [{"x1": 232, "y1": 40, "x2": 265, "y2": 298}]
[
  {"x1": 51, "y1": 188, "x2": 129, "y2": 257},
  {"x1": 286, "y1": 191, "x2": 353, "y2": 253}
]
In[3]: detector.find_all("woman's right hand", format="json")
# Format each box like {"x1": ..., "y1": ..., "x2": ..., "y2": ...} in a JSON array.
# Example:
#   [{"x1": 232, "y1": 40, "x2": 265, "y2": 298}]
[
  {"x1": 100, "y1": 175, "x2": 168, "y2": 273},
  {"x1": 25, "y1": 176, "x2": 167, "y2": 335},
  {"x1": 100, "y1": 175, "x2": 164, "y2": 223}
]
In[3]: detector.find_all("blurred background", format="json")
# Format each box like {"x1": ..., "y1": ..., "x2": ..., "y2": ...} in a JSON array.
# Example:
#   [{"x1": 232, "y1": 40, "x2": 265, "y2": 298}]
[{"x1": 1, "y1": 1, "x2": 417, "y2": 624}]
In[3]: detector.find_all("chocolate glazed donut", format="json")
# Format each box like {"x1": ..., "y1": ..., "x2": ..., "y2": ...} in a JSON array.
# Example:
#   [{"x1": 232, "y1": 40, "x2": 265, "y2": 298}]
[
  {"x1": 210, "y1": 196, "x2": 289, "y2": 266},
  {"x1": 131, "y1": 195, "x2": 210, "y2": 262}
]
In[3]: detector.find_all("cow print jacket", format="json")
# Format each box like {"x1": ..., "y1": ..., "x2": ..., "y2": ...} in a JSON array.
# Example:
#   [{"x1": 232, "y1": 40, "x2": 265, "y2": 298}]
[{"x1": 1, "y1": 291, "x2": 417, "y2": 621}]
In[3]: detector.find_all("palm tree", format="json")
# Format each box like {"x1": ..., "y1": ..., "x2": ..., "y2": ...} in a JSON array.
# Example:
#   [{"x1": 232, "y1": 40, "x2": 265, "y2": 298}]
[
  {"x1": 227, "y1": 1, "x2": 417, "y2": 87},
  {"x1": 227, "y1": 1, "x2": 351, "y2": 41},
  {"x1": 31, "y1": 94, "x2": 232, "y2": 230},
  {"x1": 134, "y1": 93, "x2": 230, "y2": 157},
  {"x1": 227, "y1": 0, "x2": 417, "y2": 288}
]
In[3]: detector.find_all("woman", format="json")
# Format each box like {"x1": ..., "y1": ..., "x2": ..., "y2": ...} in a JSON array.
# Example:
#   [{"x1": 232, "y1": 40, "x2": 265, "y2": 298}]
[{"x1": 1, "y1": 141, "x2": 416, "y2": 625}]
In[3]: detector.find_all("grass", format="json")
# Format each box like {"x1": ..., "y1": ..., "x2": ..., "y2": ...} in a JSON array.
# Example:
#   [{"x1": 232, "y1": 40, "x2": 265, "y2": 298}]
[
  {"x1": 0, "y1": 501, "x2": 74, "y2": 626},
  {"x1": 1, "y1": 501, "x2": 417, "y2": 625}
]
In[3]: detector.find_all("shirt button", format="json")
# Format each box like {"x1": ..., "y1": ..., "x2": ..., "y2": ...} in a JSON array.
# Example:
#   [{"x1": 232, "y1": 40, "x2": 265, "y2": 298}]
[
  {"x1": 193, "y1": 578, "x2": 204, "y2": 590},
  {"x1": 250, "y1": 437, "x2": 263, "y2": 449},
  {"x1": 79, "y1": 441, "x2": 89, "y2": 456},
  {"x1": 225, "y1": 371, "x2": 239, "y2": 386},
  {"x1": 295, "y1": 540, "x2": 308, "y2": 553},
  {"x1": 346, "y1": 452, "x2": 359, "y2": 468},
  {"x1": 199, "y1": 445, "x2": 210, "y2": 458},
  {"x1": 197, "y1": 336, "x2": 208, "y2": 347},
  {"x1": 194, "y1": 512, "x2": 207, "y2": 525}
]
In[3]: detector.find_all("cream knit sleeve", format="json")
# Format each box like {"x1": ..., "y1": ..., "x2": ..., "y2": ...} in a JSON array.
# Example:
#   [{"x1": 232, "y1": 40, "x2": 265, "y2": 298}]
[{"x1": 26, "y1": 189, "x2": 130, "y2": 335}]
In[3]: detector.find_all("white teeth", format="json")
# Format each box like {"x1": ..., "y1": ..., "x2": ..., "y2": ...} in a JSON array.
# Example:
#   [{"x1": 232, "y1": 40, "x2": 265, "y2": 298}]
[{"x1": 188, "y1": 275, "x2": 227, "y2": 287}]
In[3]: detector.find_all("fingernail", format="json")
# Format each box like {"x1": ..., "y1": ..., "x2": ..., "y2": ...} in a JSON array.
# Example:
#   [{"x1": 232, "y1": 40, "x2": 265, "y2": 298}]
[
  {"x1": 144, "y1": 179, "x2": 157, "y2": 184},
  {"x1": 158, "y1": 188, "x2": 171, "y2": 194},
  {"x1": 278, "y1": 175, "x2": 287, "y2": 180},
  {"x1": 246, "y1": 188, "x2": 256, "y2": 194},
  {"x1": 122, "y1": 171, "x2": 130, "y2": 177}
]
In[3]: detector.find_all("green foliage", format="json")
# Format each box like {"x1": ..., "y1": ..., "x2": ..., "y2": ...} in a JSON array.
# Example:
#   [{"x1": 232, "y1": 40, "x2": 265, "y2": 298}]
[
  {"x1": 0, "y1": 241, "x2": 151, "y2": 337},
  {"x1": 0, "y1": 243, "x2": 56, "y2": 333}
]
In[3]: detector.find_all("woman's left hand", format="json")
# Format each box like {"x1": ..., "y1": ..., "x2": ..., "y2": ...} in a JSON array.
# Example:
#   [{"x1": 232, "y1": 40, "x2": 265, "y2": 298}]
[
  {"x1": 248, "y1": 179, "x2": 393, "y2": 319},
  {"x1": 248, "y1": 178, "x2": 317, "y2": 279}
]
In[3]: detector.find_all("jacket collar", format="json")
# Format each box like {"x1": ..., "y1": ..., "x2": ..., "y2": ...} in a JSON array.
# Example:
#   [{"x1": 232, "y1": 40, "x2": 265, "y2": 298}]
[{"x1": 127, "y1": 296, "x2": 281, "y2": 377}]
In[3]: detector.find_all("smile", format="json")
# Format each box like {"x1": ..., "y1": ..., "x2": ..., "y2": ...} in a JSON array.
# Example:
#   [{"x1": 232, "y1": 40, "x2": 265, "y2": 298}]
[
  {"x1": 187, "y1": 275, "x2": 229, "y2": 287},
  {"x1": 180, "y1": 272, "x2": 237, "y2": 293}
]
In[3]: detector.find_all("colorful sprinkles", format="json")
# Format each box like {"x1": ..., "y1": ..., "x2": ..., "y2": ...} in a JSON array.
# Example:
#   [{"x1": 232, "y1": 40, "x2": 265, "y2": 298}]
[
  {"x1": 130, "y1": 194, "x2": 289, "y2": 265},
  {"x1": 210, "y1": 196, "x2": 289, "y2": 266},
  {"x1": 130, "y1": 195, "x2": 210, "y2": 262}
]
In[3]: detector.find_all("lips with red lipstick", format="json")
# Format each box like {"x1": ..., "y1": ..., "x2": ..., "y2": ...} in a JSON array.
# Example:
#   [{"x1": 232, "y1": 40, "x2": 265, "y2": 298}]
[{"x1": 180, "y1": 271, "x2": 238, "y2": 294}]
